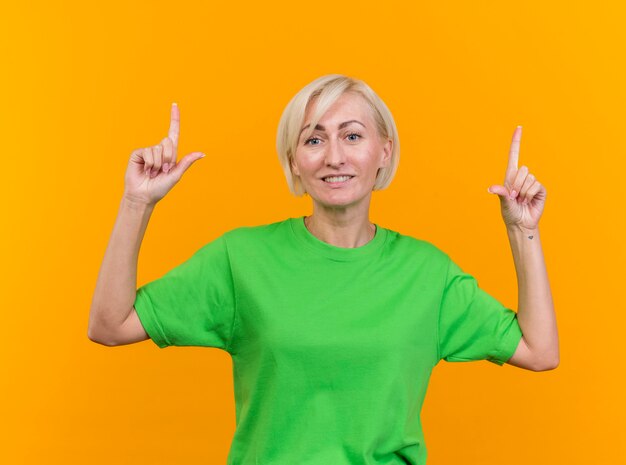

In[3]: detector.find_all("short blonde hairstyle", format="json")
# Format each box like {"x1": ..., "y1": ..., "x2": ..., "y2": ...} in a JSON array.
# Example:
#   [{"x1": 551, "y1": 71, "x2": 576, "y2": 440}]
[{"x1": 276, "y1": 74, "x2": 400, "y2": 197}]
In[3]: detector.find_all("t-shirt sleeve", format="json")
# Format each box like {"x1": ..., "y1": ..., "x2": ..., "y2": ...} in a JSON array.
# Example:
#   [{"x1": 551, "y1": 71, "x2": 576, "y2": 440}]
[
  {"x1": 133, "y1": 233, "x2": 236, "y2": 353},
  {"x1": 437, "y1": 255, "x2": 523, "y2": 366}
]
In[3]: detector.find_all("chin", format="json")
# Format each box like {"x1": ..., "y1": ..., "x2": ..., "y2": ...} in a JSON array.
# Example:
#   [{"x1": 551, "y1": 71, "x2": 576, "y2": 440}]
[{"x1": 311, "y1": 192, "x2": 371, "y2": 210}]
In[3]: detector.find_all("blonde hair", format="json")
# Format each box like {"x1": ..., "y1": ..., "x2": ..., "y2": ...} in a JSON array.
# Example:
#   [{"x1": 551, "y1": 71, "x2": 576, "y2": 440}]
[{"x1": 276, "y1": 74, "x2": 400, "y2": 197}]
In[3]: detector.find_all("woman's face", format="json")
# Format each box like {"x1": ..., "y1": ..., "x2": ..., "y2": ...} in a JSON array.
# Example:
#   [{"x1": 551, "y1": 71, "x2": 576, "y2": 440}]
[{"x1": 291, "y1": 92, "x2": 392, "y2": 211}]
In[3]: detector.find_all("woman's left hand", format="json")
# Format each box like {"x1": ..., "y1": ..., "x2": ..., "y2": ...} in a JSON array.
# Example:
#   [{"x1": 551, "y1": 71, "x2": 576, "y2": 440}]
[{"x1": 487, "y1": 126, "x2": 547, "y2": 231}]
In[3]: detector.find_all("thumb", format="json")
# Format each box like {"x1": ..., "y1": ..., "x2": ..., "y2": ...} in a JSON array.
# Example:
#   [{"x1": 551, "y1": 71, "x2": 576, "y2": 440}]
[
  {"x1": 487, "y1": 184, "x2": 510, "y2": 197},
  {"x1": 171, "y1": 152, "x2": 206, "y2": 178}
]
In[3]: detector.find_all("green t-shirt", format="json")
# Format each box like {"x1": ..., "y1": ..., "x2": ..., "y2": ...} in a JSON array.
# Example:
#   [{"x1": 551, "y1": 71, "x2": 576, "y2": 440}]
[{"x1": 134, "y1": 216, "x2": 523, "y2": 465}]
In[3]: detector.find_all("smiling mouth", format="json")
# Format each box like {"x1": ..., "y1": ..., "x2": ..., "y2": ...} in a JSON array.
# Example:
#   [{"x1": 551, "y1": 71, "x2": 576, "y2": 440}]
[{"x1": 322, "y1": 175, "x2": 355, "y2": 184}]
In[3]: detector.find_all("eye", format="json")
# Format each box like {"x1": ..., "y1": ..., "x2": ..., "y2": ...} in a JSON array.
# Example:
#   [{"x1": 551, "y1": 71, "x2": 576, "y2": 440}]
[
  {"x1": 304, "y1": 137, "x2": 321, "y2": 146},
  {"x1": 304, "y1": 132, "x2": 362, "y2": 145}
]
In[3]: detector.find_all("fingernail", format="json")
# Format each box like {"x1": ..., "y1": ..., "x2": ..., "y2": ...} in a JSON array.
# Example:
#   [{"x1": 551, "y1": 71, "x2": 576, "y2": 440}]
[
  {"x1": 163, "y1": 163, "x2": 169, "y2": 172},
  {"x1": 172, "y1": 102, "x2": 177, "y2": 106},
  {"x1": 487, "y1": 187, "x2": 492, "y2": 194},
  {"x1": 200, "y1": 153, "x2": 206, "y2": 158}
]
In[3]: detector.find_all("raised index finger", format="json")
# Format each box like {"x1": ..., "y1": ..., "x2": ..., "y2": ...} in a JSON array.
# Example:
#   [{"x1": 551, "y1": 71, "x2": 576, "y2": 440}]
[
  {"x1": 505, "y1": 125, "x2": 522, "y2": 184},
  {"x1": 168, "y1": 102, "x2": 180, "y2": 148}
]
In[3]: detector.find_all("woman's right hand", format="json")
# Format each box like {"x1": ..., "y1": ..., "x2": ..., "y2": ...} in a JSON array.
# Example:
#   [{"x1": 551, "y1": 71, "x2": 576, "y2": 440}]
[{"x1": 123, "y1": 103, "x2": 206, "y2": 206}]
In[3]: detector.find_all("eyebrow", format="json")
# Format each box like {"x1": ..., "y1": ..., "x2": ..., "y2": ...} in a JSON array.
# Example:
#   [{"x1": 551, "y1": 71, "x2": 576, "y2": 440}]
[{"x1": 299, "y1": 120, "x2": 366, "y2": 137}]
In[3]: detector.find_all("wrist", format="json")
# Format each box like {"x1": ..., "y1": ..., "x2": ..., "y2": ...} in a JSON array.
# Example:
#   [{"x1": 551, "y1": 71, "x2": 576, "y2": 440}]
[
  {"x1": 506, "y1": 223, "x2": 539, "y2": 237},
  {"x1": 121, "y1": 195, "x2": 156, "y2": 212}
]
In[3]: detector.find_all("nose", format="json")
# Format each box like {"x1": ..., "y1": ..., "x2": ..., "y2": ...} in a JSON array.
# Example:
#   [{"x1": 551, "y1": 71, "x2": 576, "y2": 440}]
[{"x1": 324, "y1": 137, "x2": 346, "y2": 167}]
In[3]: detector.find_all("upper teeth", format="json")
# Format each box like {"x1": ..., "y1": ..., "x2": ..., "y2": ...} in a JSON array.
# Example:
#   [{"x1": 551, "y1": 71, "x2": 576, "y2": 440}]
[{"x1": 324, "y1": 176, "x2": 352, "y2": 182}]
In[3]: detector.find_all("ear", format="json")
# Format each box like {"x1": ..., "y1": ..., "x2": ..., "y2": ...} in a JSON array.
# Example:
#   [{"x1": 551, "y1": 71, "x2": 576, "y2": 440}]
[
  {"x1": 380, "y1": 138, "x2": 392, "y2": 168},
  {"x1": 290, "y1": 157, "x2": 300, "y2": 177}
]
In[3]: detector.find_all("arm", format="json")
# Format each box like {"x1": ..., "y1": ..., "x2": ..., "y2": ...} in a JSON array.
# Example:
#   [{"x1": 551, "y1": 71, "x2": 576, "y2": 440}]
[
  {"x1": 88, "y1": 103, "x2": 205, "y2": 346},
  {"x1": 87, "y1": 197, "x2": 154, "y2": 345},
  {"x1": 487, "y1": 126, "x2": 559, "y2": 371},
  {"x1": 505, "y1": 225, "x2": 559, "y2": 371}
]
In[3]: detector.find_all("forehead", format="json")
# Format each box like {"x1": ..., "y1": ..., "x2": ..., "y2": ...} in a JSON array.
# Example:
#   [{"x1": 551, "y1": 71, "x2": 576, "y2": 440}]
[{"x1": 304, "y1": 92, "x2": 373, "y2": 124}]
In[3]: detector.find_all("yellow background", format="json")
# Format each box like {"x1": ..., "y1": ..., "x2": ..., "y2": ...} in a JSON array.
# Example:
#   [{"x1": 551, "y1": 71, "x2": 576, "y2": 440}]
[{"x1": 1, "y1": 1, "x2": 624, "y2": 463}]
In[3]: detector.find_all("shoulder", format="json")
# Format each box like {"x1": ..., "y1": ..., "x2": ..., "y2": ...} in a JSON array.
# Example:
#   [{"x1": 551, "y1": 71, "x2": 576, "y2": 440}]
[
  {"x1": 222, "y1": 217, "x2": 289, "y2": 242},
  {"x1": 214, "y1": 218, "x2": 294, "y2": 261},
  {"x1": 382, "y1": 226, "x2": 450, "y2": 262}
]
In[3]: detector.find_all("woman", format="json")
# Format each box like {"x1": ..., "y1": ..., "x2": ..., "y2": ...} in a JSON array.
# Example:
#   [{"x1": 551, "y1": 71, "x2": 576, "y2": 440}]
[{"x1": 88, "y1": 74, "x2": 559, "y2": 465}]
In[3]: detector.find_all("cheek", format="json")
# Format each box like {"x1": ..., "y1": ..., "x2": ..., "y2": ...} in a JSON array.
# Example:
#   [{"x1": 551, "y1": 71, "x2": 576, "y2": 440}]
[
  {"x1": 353, "y1": 148, "x2": 380, "y2": 167},
  {"x1": 293, "y1": 152, "x2": 320, "y2": 173}
]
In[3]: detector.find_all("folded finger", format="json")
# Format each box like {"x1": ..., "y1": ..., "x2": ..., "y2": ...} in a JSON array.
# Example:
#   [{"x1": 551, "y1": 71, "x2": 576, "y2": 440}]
[
  {"x1": 143, "y1": 147, "x2": 154, "y2": 175},
  {"x1": 510, "y1": 165, "x2": 529, "y2": 199},
  {"x1": 518, "y1": 172, "x2": 536, "y2": 202},
  {"x1": 524, "y1": 180, "x2": 542, "y2": 203},
  {"x1": 161, "y1": 136, "x2": 174, "y2": 171},
  {"x1": 152, "y1": 144, "x2": 163, "y2": 175}
]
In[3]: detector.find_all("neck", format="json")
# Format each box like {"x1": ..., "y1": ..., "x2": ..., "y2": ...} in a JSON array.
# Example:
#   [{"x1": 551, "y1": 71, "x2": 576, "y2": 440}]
[{"x1": 304, "y1": 210, "x2": 376, "y2": 248}]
